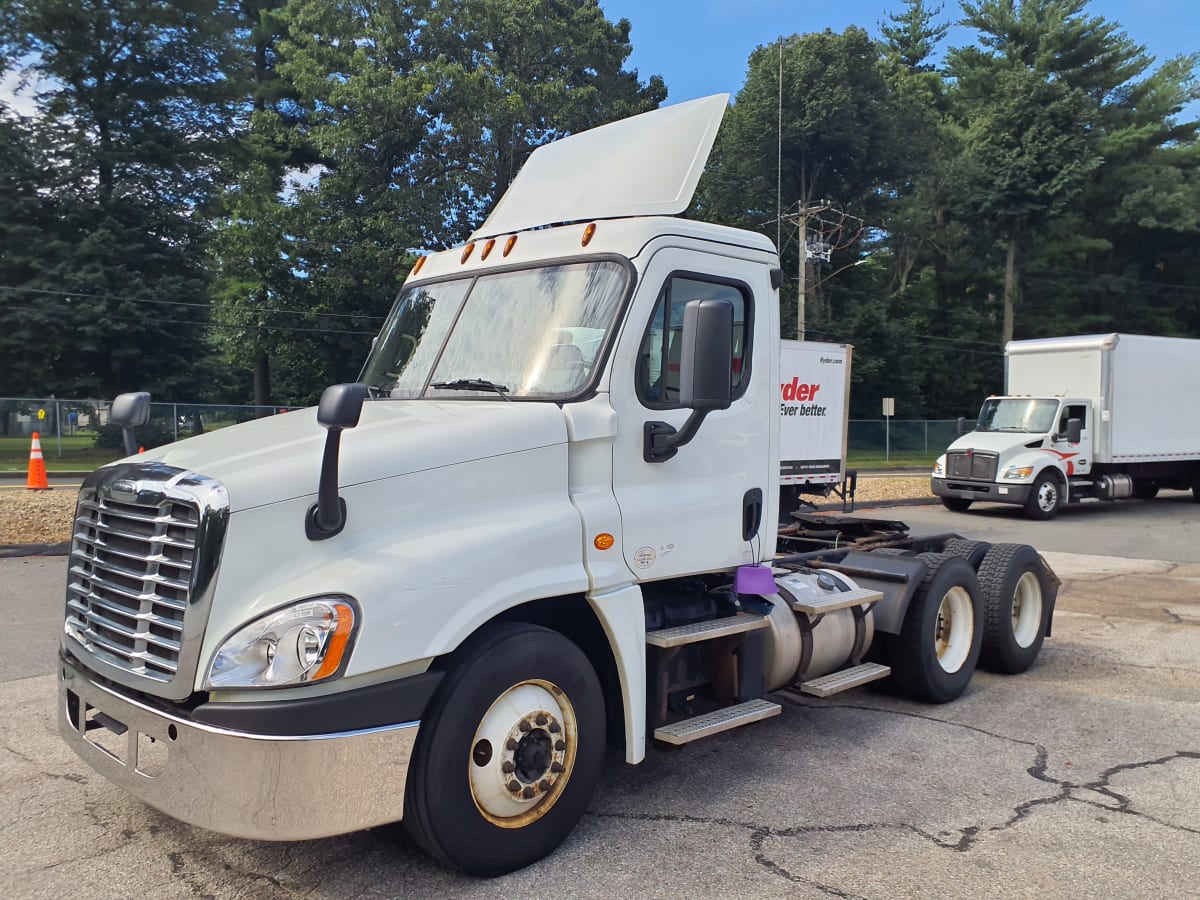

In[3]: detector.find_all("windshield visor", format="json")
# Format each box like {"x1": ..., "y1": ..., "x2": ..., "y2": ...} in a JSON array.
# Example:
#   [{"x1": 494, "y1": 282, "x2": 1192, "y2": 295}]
[
  {"x1": 361, "y1": 260, "x2": 629, "y2": 399},
  {"x1": 976, "y1": 398, "x2": 1059, "y2": 434}
]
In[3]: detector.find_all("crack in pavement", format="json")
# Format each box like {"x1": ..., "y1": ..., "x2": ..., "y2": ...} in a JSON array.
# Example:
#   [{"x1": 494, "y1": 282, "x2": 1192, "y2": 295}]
[{"x1": 592, "y1": 704, "x2": 1200, "y2": 893}]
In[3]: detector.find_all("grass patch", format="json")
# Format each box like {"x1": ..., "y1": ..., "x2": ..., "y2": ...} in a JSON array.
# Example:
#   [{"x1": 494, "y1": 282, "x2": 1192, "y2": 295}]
[
  {"x1": 847, "y1": 450, "x2": 936, "y2": 469},
  {"x1": 0, "y1": 435, "x2": 121, "y2": 472}
]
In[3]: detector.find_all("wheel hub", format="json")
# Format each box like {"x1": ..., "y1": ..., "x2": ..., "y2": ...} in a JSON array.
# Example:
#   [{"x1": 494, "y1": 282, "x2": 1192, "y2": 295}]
[{"x1": 469, "y1": 681, "x2": 576, "y2": 827}]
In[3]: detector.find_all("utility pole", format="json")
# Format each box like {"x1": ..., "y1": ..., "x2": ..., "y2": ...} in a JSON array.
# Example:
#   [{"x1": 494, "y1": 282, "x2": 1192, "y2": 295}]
[{"x1": 786, "y1": 201, "x2": 831, "y2": 341}]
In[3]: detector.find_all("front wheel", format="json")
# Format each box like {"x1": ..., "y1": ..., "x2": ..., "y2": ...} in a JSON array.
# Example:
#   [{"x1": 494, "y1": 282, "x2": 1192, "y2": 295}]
[
  {"x1": 404, "y1": 622, "x2": 605, "y2": 876},
  {"x1": 1023, "y1": 471, "x2": 1063, "y2": 520},
  {"x1": 887, "y1": 553, "x2": 983, "y2": 703},
  {"x1": 978, "y1": 543, "x2": 1055, "y2": 674}
]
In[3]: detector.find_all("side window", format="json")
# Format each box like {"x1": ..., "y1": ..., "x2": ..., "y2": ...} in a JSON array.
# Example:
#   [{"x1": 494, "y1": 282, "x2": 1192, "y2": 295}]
[
  {"x1": 1059, "y1": 404, "x2": 1087, "y2": 434},
  {"x1": 636, "y1": 275, "x2": 750, "y2": 408}
]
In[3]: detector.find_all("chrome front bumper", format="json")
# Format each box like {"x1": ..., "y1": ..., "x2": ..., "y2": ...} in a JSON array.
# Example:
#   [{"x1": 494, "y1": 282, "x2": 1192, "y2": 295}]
[{"x1": 59, "y1": 662, "x2": 418, "y2": 841}]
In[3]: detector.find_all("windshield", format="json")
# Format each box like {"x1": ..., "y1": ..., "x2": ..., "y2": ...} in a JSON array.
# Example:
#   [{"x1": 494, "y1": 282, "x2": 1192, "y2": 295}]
[
  {"x1": 976, "y1": 398, "x2": 1060, "y2": 434},
  {"x1": 360, "y1": 260, "x2": 628, "y2": 399}
]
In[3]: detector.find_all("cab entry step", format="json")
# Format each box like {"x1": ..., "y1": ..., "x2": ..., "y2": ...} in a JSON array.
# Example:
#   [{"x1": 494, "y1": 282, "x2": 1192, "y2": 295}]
[
  {"x1": 645, "y1": 613, "x2": 767, "y2": 648},
  {"x1": 653, "y1": 698, "x2": 782, "y2": 745}
]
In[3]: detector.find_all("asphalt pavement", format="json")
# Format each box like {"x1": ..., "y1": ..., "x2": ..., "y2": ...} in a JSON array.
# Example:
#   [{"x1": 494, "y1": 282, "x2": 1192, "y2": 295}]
[{"x1": 1, "y1": 504, "x2": 1198, "y2": 898}]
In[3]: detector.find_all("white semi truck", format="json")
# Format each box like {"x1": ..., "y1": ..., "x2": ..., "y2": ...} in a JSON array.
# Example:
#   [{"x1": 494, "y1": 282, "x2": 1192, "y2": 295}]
[
  {"x1": 58, "y1": 96, "x2": 1058, "y2": 875},
  {"x1": 932, "y1": 333, "x2": 1200, "y2": 519}
]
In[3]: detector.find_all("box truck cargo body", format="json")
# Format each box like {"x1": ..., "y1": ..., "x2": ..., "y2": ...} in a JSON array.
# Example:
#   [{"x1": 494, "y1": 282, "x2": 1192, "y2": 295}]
[
  {"x1": 779, "y1": 340, "x2": 851, "y2": 492},
  {"x1": 933, "y1": 333, "x2": 1200, "y2": 519}
]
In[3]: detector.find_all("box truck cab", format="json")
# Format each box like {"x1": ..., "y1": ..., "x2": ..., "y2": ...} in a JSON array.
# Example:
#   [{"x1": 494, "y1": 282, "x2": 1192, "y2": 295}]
[
  {"x1": 933, "y1": 334, "x2": 1200, "y2": 519},
  {"x1": 59, "y1": 96, "x2": 1058, "y2": 876}
]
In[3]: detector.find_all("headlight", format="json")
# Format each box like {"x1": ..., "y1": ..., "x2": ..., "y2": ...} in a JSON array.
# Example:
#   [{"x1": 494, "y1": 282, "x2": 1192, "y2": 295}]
[
  {"x1": 1003, "y1": 466, "x2": 1035, "y2": 480},
  {"x1": 932, "y1": 458, "x2": 945, "y2": 477},
  {"x1": 206, "y1": 597, "x2": 358, "y2": 689}
]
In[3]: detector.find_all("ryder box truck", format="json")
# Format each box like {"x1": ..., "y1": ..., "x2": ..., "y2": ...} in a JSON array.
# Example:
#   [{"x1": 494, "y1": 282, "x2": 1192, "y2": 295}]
[
  {"x1": 58, "y1": 95, "x2": 1057, "y2": 875},
  {"x1": 932, "y1": 333, "x2": 1200, "y2": 519}
]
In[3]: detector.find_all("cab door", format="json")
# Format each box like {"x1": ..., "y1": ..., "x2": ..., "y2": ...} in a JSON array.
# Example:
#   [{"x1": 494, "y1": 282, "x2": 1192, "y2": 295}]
[{"x1": 608, "y1": 245, "x2": 775, "y2": 580}]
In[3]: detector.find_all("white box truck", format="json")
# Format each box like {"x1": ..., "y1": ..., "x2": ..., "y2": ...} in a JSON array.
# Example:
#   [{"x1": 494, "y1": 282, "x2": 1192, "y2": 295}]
[
  {"x1": 778, "y1": 340, "x2": 851, "y2": 508},
  {"x1": 932, "y1": 333, "x2": 1200, "y2": 519},
  {"x1": 58, "y1": 96, "x2": 1058, "y2": 875}
]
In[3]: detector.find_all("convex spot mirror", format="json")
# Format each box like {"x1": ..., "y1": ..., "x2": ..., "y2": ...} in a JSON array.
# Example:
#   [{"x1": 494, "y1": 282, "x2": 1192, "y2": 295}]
[
  {"x1": 111, "y1": 392, "x2": 151, "y2": 428},
  {"x1": 318, "y1": 383, "x2": 367, "y2": 430}
]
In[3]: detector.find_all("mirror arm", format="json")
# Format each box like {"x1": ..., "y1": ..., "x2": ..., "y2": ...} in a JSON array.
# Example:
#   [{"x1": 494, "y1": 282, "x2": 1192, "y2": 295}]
[{"x1": 643, "y1": 410, "x2": 710, "y2": 463}]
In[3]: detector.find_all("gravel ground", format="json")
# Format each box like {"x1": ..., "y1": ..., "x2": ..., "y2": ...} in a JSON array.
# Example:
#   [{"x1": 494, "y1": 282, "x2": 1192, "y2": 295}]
[{"x1": 0, "y1": 477, "x2": 934, "y2": 546}]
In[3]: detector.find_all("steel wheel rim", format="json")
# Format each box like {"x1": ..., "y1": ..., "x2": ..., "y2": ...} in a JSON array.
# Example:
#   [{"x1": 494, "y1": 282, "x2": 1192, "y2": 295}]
[
  {"x1": 934, "y1": 586, "x2": 974, "y2": 673},
  {"x1": 1011, "y1": 571, "x2": 1043, "y2": 648},
  {"x1": 1037, "y1": 481, "x2": 1058, "y2": 512},
  {"x1": 469, "y1": 679, "x2": 577, "y2": 828}
]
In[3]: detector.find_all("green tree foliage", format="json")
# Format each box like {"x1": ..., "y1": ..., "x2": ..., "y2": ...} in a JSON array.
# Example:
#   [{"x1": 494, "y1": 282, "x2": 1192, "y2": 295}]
[
  {"x1": 209, "y1": 0, "x2": 664, "y2": 406},
  {"x1": 0, "y1": 0, "x2": 243, "y2": 398}
]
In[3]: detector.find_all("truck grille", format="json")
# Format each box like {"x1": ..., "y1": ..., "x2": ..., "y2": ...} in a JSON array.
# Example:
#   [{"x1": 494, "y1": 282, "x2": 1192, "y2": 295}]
[
  {"x1": 946, "y1": 450, "x2": 998, "y2": 481},
  {"x1": 63, "y1": 464, "x2": 228, "y2": 700},
  {"x1": 66, "y1": 491, "x2": 197, "y2": 682}
]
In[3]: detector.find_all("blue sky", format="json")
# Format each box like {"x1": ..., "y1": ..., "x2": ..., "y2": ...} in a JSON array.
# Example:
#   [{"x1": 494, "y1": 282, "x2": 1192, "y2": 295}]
[{"x1": 600, "y1": 0, "x2": 1199, "y2": 116}]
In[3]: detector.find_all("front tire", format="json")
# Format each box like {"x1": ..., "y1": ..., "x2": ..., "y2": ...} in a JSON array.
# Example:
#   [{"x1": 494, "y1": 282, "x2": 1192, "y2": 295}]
[
  {"x1": 1023, "y1": 471, "x2": 1063, "y2": 520},
  {"x1": 941, "y1": 497, "x2": 973, "y2": 512},
  {"x1": 887, "y1": 553, "x2": 983, "y2": 703},
  {"x1": 977, "y1": 544, "x2": 1055, "y2": 674},
  {"x1": 404, "y1": 622, "x2": 605, "y2": 876}
]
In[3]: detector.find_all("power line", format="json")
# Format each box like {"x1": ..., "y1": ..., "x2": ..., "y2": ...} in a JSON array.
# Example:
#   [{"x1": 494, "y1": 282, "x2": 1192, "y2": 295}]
[
  {"x1": 0, "y1": 284, "x2": 388, "y2": 321},
  {"x1": 0, "y1": 303, "x2": 377, "y2": 337}
]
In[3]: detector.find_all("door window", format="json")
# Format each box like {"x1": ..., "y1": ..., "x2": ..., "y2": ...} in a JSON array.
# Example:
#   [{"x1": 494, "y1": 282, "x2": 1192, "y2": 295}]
[{"x1": 635, "y1": 275, "x2": 750, "y2": 408}]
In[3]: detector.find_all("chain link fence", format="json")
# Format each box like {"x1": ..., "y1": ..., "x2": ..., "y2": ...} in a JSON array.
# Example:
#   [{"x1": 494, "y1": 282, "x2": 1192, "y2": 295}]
[
  {"x1": 848, "y1": 419, "x2": 961, "y2": 461},
  {"x1": 1, "y1": 397, "x2": 300, "y2": 466}
]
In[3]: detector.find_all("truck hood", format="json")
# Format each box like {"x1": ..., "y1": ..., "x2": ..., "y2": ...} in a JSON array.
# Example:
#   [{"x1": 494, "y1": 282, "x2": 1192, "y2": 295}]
[
  {"x1": 946, "y1": 431, "x2": 1046, "y2": 455},
  {"x1": 128, "y1": 401, "x2": 568, "y2": 512}
]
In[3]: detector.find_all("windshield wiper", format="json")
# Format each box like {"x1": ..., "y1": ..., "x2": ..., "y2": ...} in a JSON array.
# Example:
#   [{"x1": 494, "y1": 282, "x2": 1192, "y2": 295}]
[
  {"x1": 430, "y1": 378, "x2": 511, "y2": 400},
  {"x1": 363, "y1": 384, "x2": 390, "y2": 399}
]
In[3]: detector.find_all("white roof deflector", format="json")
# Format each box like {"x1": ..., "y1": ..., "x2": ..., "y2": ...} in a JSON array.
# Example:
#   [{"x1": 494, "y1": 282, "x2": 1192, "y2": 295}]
[{"x1": 471, "y1": 93, "x2": 730, "y2": 240}]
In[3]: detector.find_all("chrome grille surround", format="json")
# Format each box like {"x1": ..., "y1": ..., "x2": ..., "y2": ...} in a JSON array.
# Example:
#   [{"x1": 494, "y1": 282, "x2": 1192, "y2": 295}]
[
  {"x1": 63, "y1": 463, "x2": 229, "y2": 700},
  {"x1": 946, "y1": 450, "x2": 999, "y2": 482}
]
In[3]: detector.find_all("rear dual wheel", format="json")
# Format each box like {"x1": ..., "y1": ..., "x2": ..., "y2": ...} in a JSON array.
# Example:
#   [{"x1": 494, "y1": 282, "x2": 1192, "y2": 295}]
[
  {"x1": 888, "y1": 554, "x2": 983, "y2": 703},
  {"x1": 977, "y1": 543, "x2": 1055, "y2": 674}
]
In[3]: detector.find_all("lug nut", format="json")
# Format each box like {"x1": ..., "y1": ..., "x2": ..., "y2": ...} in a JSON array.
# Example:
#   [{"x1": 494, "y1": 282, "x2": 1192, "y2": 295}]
[
  {"x1": 507, "y1": 780, "x2": 521, "y2": 793},
  {"x1": 535, "y1": 713, "x2": 548, "y2": 726},
  {"x1": 548, "y1": 722, "x2": 561, "y2": 733},
  {"x1": 555, "y1": 740, "x2": 566, "y2": 751},
  {"x1": 522, "y1": 786, "x2": 535, "y2": 799},
  {"x1": 506, "y1": 738, "x2": 518, "y2": 751},
  {"x1": 518, "y1": 720, "x2": 532, "y2": 732},
  {"x1": 551, "y1": 762, "x2": 564, "y2": 773},
  {"x1": 501, "y1": 761, "x2": 515, "y2": 774},
  {"x1": 539, "y1": 779, "x2": 551, "y2": 791}
]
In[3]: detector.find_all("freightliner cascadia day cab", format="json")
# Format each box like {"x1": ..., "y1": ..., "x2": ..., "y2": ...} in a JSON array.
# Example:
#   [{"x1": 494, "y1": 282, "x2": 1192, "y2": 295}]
[
  {"x1": 59, "y1": 95, "x2": 1059, "y2": 875},
  {"x1": 932, "y1": 333, "x2": 1200, "y2": 520}
]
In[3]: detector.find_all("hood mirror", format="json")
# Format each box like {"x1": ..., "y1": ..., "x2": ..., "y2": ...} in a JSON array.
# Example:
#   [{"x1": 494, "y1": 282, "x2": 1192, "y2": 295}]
[{"x1": 111, "y1": 392, "x2": 151, "y2": 456}]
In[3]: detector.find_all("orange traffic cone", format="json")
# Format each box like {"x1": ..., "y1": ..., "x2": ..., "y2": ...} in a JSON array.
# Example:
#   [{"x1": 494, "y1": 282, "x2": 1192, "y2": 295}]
[{"x1": 26, "y1": 432, "x2": 50, "y2": 491}]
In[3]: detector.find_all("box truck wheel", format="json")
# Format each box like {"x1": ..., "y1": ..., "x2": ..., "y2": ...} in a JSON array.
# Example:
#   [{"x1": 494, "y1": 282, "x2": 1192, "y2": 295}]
[
  {"x1": 941, "y1": 497, "x2": 973, "y2": 512},
  {"x1": 1023, "y1": 471, "x2": 1063, "y2": 520},
  {"x1": 977, "y1": 544, "x2": 1054, "y2": 674},
  {"x1": 403, "y1": 622, "x2": 605, "y2": 876},
  {"x1": 886, "y1": 553, "x2": 982, "y2": 703}
]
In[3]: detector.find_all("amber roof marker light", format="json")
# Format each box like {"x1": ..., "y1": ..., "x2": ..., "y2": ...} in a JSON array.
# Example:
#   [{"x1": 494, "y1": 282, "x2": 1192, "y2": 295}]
[
  {"x1": 411, "y1": 255, "x2": 427, "y2": 276},
  {"x1": 481, "y1": 238, "x2": 496, "y2": 260},
  {"x1": 503, "y1": 234, "x2": 518, "y2": 257},
  {"x1": 582, "y1": 222, "x2": 597, "y2": 247}
]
